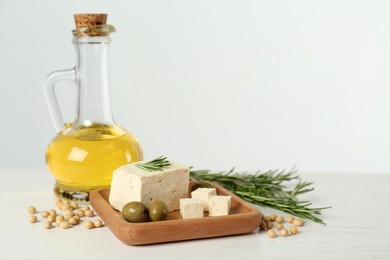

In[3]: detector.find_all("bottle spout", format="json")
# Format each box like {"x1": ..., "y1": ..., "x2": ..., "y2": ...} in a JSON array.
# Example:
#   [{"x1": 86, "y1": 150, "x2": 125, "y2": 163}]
[{"x1": 72, "y1": 24, "x2": 116, "y2": 37}]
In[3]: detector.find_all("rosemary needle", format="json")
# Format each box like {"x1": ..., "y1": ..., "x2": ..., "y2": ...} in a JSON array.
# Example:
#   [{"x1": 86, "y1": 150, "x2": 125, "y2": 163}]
[{"x1": 136, "y1": 156, "x2": 171, "y2": 172}]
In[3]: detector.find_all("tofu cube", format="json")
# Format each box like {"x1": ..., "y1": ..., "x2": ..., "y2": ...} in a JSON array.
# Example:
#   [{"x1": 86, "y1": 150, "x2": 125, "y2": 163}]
[
  {"x1": 191, "y1": 188, "x2": 217, "y2": 211},
  {"x1": 180, "y1": 198, "x2": 203, "y2": 219},
  {"x1": 208, "y1": 196, "x2": 232, "y2": 216},
  {"x1": 109, "y1": 161, "x2": 189, "y2": 212}
]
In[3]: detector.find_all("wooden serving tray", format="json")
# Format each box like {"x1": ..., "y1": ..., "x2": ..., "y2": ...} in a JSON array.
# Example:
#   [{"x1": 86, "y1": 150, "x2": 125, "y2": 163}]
[{"x1": 90, "y1": 182, "x2": 263, "y2": 245}]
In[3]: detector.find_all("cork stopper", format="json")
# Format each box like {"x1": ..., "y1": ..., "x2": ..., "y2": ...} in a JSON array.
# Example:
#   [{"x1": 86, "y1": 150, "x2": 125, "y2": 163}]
[
  {"x1": 74, "y1": 14, "x2": 107, "y2": 29},
  {"x1": 73, "y1": 14, "x2": 110, "y2": 36}
]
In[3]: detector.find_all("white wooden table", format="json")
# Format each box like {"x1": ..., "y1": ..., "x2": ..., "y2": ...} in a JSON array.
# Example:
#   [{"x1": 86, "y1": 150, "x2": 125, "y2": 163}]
[{"x1": 1, "y1": 169, "x2": 389, "y2": 259}]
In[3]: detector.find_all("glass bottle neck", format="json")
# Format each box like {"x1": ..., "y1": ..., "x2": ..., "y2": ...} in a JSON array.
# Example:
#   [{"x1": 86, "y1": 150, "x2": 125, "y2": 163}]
[{"x1": 73, "y1": 36, "x2": 115, "y2": 127}]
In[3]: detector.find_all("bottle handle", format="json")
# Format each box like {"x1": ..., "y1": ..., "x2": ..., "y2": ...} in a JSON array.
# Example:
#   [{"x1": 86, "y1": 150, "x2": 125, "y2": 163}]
[{"x1": 43, "y1": 68, "x2": 76, "y2": 133}]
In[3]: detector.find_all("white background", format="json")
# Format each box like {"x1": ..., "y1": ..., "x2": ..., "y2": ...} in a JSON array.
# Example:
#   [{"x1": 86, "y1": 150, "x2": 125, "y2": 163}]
[{"x1": 0, "y1": 0, "x2": 389, "y2": 173}]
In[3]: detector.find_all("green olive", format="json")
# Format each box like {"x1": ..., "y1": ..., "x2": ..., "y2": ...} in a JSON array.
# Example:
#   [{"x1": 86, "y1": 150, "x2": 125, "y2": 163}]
[
  {"x1": 191, "y1": 181, "x2": 213, "y2": 192},
  {"x1": 122, "y1": 201, "x2": 148, "y2": 223},
  {"x1": 148, "y1": 201, "x2": 168, "y2": 222}
]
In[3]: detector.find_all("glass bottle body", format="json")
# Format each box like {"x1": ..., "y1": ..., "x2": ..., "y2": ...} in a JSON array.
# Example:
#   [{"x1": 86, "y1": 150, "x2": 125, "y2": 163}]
[
  {"x1": 44, "y1": 33, "x2": 142, "y2": 201},
  {"x1": 46, "y1": 125, "x2": 142, "y2": 200}
]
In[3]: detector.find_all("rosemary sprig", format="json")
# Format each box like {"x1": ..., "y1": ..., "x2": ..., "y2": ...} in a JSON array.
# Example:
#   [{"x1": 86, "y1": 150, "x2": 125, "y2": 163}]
[
  {"x1": 190, "y1": 168, "x2": 330, "y2": 224},
  {"x1": 136, "y1": 156, "x2": 171, "y2": 172}
]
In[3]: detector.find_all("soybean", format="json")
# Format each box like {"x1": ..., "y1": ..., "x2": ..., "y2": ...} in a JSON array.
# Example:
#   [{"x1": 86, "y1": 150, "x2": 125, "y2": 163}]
[
  {"x1": 61, "y1": 204, "x2": 71, "y2": 211},
  {"x1": 28, "y1": 215, "x2": 38, "y2": 223},
  {"x1": 70, "y1": 202, "x2": 79, "y2": 209},
  {"x1": 68, "y1": 217, "x2": 79, "y2": 225},
  {"x1": 275, "y1": 223, "x2": 284, "y2": 230},
  {"x1": 44, "y1": 221, "x2": 53, "y2": 229},
  {"x1": 27, "y1": 206, "x2": 36, "y2": 214},
  {"x1": 81, "y1": 206, "x2": 90, "y2": 211},
  {"x1": 41, "y1": 211, "x2": 49, "y2": 218},
  {"x1": 85, "y1": 210, "x2": 94, "y2": 217},
  {"x1": 267, "y1": 229, "x2": 276, "y2": 238},
  {"x1": 259, "y1": 221, "x2": 267, "y2": 231},
  {"x1": 275, "y1": 216, "x2": 284, "y2": 224},
  {"x1": 47, "y1": 215, "x2": 56, "y2": 222},
  {"x1": 76, "y1": 209, "x2": 85, "y2": 217},
  {"x1": 64, "y1": 209, "x2": 75, "y2": 217},
  {"x1": 280, "y1": 228, "x2": 289, "y2": 237},
  {"x1": 60, "y1": 221, "x2": 70, "y2": 229},
  {"x1": 94, "y1": 220, "x2": 103, "y2": 228},
  {"x1": 85, "y1": 221, "x2": 94, "y2": 229},
  {"x1": 287, "y1": 216, "x2": 294, "y2": 223},
  {"x1": 289, "y1": 226, "x2": 298, "y2": 235},
  {"x1": 56, "y1": 202, "x2": 63, "y2": 210},
  {"x1": 56, "y1": 215, "x2": 65, "y2": 222},
  {"x1": 293, "y1": 219, "x2": 303, "y2": 227},
  {"x1": 266, "y1": 222, "x2": 273, "y2": 229}
]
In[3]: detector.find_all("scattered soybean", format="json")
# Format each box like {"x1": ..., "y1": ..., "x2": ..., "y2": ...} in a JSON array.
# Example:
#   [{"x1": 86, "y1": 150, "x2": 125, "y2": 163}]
[
  {"x1": 275, "y1": 223, "x2": 284, "y2": 230},
  {"x1": 44, "y1": 221, "x2": 53, "y2": 229},
  {"x1": 76, "y1": 209, "x2": 85, "y2": 217},
  {"x1": 289, "y1": 226, "x2": 298, "y2": 235},
  {"x1": 28, "y1": 215, "x2": 38, "y2": 223},
  {"x1": 85, "y1": 221, "x2": 95, "y2": 229},
  {"x1": 68, "y1": 217, "x2": 79, "y2": 225},
  {"x1": 94, "y1": 220, "x2": 103, "y2": 228},
  {"x1": 280, "y1": 228, "x2": 289, "y2": 237},
  {"x1": 85, "y1": 210, "x2": 94, "y2": 217},
  {"x1": 275, "y1": 216, "x2": 284, "y2": 224},
  {"x1": 48, "y1": 209, "x2": 56, "y2": 216},
  {"x1": 287, "y1": 216, "x2": 294, "y2": 223},
  {"x1": 60, "y1": 221, "x2": 70, "y2": 229},
  {"x1": 259, "y1": 221, "x2": 267, "y2": 231},
  {"x1": 267, "y1": 229, "x2": 277, "y2": 238},
  {"x1": 266, "y1": 222, "x2": 274, "y2": 229},
  {"x1": 27, "y1": 206, "x2": 36, "y2": 214},
  {"x1": 40, "y1": 211, "x2": 49, "y2": 218},
  {"x1": 47, "y1": 215, "x2": 56, "y2": 222},
  {"x1": 70, "y1": 202, "x2": 79, "y2": 209},
  {"x1": 293, "y1": 219, "x2": 304, "y2": 227}
]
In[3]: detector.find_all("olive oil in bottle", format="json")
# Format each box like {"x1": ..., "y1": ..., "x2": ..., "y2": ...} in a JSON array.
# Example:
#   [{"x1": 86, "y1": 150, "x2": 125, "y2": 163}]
[
  {"x1": 46, "y1": 125, "x2": 142, "y2": 199},
  {"x1": 43, "y1": 14, "x2": 143, "y2": 201}
]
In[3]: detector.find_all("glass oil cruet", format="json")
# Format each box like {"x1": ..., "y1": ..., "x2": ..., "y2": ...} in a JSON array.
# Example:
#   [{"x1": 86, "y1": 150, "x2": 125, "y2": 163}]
[{"x1": 43, "y1": 14, "x2": 143, "y2": 202}]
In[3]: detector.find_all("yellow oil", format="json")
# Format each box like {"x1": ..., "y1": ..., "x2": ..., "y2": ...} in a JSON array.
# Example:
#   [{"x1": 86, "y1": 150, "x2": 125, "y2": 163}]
[{"x1": 46, "y1": 124, "x2": 143, "y2": 201}]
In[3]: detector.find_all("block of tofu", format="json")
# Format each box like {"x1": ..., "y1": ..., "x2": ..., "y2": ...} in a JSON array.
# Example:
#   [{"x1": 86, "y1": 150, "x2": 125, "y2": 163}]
[
  {"x1": 191, "y1": 188, "x2": 217, "y2": 211},
  {"x1": 109, "y1": 161, "x2": 190, "y2": 212},
  {"x1": 208, "y1": 196, "x2": 232, "y2": 217},
  {"x1": 180, "y1": 198, "x2": 203, "y2": 219}
]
